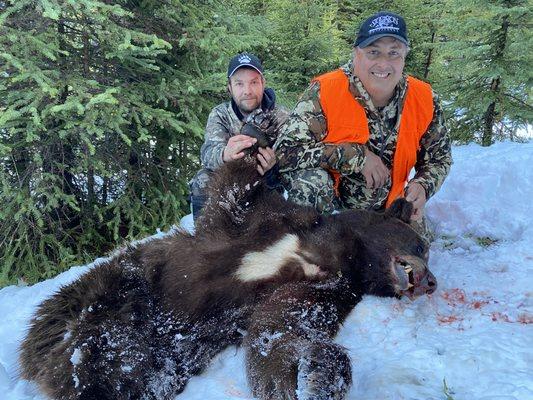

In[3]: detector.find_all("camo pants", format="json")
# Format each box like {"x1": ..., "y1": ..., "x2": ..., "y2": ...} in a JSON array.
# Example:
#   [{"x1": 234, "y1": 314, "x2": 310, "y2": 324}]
[
  {"x1": 280, "y1": 168, "x2": 435, "y2": 243},
  {"x1": 189, "y1": 168, "x2": 211, "y2": 221}
]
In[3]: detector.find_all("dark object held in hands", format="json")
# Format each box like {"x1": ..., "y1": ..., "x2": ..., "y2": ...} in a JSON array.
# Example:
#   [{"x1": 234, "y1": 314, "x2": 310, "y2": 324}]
[{"x1": 241, "y1": 122, "x2": 270, "y2": 154}]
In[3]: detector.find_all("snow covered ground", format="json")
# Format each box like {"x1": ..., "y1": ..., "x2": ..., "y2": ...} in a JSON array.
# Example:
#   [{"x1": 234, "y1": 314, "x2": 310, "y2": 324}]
[{"x1": 1, "y1": 141, "x2": 532, "y2": 400}]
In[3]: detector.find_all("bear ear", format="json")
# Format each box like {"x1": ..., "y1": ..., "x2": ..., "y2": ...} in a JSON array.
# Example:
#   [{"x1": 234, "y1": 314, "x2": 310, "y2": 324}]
[{"x1": 385, "y1": 198, "x2": 413, "y2": 223}]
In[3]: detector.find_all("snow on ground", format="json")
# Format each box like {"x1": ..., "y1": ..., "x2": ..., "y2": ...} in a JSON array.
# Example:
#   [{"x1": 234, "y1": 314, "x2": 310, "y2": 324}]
[{"x1": 1, "y1": 141, "x2": 532, "y2": 400}]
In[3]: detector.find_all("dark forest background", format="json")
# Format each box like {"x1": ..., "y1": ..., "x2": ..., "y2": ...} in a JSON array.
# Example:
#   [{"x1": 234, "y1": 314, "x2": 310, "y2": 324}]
[{"x1": 0, "y1": 0, "x2": 531, "y2": 285}]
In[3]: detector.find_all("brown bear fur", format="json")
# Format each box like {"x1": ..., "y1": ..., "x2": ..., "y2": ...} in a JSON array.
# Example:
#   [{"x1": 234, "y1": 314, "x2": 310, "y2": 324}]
[{"x1": 19, "y1": 154, "x2": 436, "y2": 400}]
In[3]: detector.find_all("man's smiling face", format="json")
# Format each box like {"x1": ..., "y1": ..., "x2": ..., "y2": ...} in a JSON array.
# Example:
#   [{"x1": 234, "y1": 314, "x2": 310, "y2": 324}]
[
  {"x1": 352, "y1": 36, "x2": 407, "y2": 105},
  {"x1": 228, "y1": 68, "x2": 265, "y2": 114}
]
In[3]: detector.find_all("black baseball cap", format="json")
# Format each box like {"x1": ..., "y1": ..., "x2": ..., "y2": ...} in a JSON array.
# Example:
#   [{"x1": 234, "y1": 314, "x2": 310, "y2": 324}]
[
  {"x1": 354, "y1": 11, "x2": 409, "y2": 48},
  {"x1": 227, "y1": 53, "x2": 264, "y2": 78}
]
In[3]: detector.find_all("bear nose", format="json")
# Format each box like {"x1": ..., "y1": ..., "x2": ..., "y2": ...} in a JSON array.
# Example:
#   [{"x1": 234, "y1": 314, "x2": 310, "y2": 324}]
[{"x1": 424, "y1": 270, "x2": 437, "y2": 294}]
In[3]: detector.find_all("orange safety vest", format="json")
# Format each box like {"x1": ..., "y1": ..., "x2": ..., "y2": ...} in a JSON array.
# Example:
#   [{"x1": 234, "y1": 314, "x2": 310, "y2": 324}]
[{"x1": 313, "y1": 69, "x2": 434, "y2": 208}]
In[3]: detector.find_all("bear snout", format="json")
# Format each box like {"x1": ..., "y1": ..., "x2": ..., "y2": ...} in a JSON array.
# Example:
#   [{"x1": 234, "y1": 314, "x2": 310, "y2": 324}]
[
  {"x1": 392, "y1": 255, "x2": 437, "y2": 300},
  {"x1": 407, "y1": 269, "x2": 437, "y2": 299}
]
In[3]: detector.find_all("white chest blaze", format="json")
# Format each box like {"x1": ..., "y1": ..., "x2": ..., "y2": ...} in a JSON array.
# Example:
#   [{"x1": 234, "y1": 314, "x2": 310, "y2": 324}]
[{"x1": 235, "y1": 234, "x2": 321, "y2": 282}]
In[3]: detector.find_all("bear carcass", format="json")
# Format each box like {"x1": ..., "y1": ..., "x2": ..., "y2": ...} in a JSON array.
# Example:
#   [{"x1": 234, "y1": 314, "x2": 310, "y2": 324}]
[{"x1": 19, "y1": 150, "x2": 436, "y2": 400}]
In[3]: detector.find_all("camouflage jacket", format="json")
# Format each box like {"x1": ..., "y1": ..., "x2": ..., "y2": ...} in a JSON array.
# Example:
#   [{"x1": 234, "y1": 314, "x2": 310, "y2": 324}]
[
  {"x1": 274, "y1": 61, "x2": 452, "y2": 210},
  {"x1": 199, "y1": 89, "x2": 289, "y2": 171}
]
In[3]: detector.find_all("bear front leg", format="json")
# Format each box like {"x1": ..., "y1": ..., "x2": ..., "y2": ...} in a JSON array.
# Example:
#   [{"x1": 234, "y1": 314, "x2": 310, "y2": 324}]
[
  {"x1": 244, "y1": 281, "x2": 356, "y2": 400},
  {"x1": 245, "y1": 332, "x2": 351, "y2": 400},
  {"x1": 295, "y1": 340, "x2": 351, "y2": 400},
  {"x1": 196, "y1": 156, "x2": 266, "y2": 233}
]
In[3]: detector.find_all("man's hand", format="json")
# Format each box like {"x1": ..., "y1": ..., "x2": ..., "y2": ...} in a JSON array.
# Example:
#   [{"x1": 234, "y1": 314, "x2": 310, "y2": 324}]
[
  {"x1": 223, "y1": 134, "x2": 257, "y2": 162},
  {"x1": 362, "y1": 147, "x2": 390, "y2": 189},
  {"x1": 256, "y1": 147, "x2": 276, "y2": 176},
  {"x1": 405, "y1": 182, "x2": 427, "y2": 221}
]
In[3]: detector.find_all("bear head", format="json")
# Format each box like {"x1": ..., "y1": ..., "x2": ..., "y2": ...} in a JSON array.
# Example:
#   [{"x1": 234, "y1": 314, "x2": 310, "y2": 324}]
[{"x1": 335, "y1": 198, "x2": 437, "y2": 300}]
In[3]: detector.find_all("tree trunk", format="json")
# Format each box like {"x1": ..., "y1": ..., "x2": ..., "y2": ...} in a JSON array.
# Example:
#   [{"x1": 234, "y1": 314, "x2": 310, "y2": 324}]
[
  {"x1": 423, "y1": 30, "x2": 436, "y2": 80},
  {"x1": 482, "y1": 13, "x2": 509, "y2": 146},
  {"x1": 83, "y1": 28, "x2": 95, "y2": 211},
  {"x1": 482, "y1": 100, "x2": 496, "y2": 146},
  {"x1": 86, "y1": 144, "x2": 95, "y2": 210}
]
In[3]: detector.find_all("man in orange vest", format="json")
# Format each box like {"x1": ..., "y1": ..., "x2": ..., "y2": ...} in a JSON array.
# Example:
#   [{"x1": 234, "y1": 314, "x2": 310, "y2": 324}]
[{"x1": 274, "y1": 11, "x2": 452, "y2": 239}]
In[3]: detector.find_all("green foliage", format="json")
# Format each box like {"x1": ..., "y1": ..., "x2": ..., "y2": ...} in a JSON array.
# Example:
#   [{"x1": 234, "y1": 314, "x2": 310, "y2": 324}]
[
  {"x1": 471, "y1": 235, "x2": 499, "y2": 248},
  {"x1": 431, "y1": 0, "x2": 532, "y2": 145},
  {"x1": 239, "y1": 0, "x2": 349, "y2": 106},
  {"x1": 0, "y1": 0, "x2": 261, "y2": 286},
  {"x1": 443, "y1": 378, "x2": 455, "y2": 400},
  {"x1": 437, "y1": 234, "x2": 499, "y2": 250},
  {"x1": 261, "y1": 0, "x2": 346, "y2": 105}
]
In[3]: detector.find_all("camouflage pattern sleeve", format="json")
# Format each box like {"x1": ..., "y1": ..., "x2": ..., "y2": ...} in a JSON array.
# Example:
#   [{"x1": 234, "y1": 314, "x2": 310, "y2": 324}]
[
  {"x1": 409, "y1": 92, "x2": 453, "y2": 199},
  {"x1": 199, "y1": 104, "x2": 236, "y2": 170},
  {"x1": 271, "y1": 105, "x2": 290, "y2": 141},
  {"x1": 274, "y1": 82, "x2": 366, "y2": 175}
]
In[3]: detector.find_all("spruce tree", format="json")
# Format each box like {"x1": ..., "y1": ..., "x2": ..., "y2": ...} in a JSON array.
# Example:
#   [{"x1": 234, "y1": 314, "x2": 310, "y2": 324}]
[
  {"x1": 432, "y1": 0, "x2": 532, "y2": 144},
  {"x1": 260, "y1": 0, "x2": 346, "y2": 105},
  {"x1": 0, "y1": 0, "x2": 259, "y2": 285}
]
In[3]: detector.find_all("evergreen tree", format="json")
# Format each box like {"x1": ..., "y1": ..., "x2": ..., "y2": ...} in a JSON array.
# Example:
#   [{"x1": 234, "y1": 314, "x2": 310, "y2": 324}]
[
  {"x1": 260, "y1": 0, "x2": 346, "y2": 105},
  {"x1": 432, "y1": 0, "x2": 532, "y2": 144},
  {"x1": 0, "y1": 0, "x2": 260, "y2": 285},
  {"x1": 397, "y1": 0, "x2": 443, "y2": 80}
]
